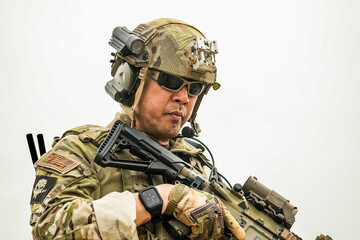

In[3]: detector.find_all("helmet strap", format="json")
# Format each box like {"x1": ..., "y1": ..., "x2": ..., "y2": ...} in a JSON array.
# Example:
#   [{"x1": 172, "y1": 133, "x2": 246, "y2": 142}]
[
  {"x1": 120, "y1": 66, "x2": 149, "y2": 126},
  {"x1": 190, "y1": 118, "x2": 201, "y2": 137},
  {"x1": 188, "y1": 91, "x2": 206, "y2": 134}
]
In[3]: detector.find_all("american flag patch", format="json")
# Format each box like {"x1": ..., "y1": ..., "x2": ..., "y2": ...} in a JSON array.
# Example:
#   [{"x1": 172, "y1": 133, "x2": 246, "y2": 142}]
[{"x1": 36, "y1": 152, "x2": 79, "y2": 174}]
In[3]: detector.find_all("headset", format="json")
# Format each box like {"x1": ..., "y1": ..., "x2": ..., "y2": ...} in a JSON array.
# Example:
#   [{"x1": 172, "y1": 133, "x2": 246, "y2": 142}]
[
  {"x1": 105, "y1": 59, "x2": 141, "y2": 107},
  {"x1": 105, "y1": 26, "x2": 146, "y2": 107}
]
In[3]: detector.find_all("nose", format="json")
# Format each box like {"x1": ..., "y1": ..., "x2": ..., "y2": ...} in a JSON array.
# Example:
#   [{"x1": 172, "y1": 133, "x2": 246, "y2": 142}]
[{"x1": 172, "y1": 85, "x2": 189, "y2": 104}]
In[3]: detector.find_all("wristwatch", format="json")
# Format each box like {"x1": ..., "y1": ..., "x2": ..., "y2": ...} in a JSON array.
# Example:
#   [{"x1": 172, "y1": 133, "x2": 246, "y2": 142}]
[{"x1": 138, "y1": 186, "x2": 163, "y2": 224}]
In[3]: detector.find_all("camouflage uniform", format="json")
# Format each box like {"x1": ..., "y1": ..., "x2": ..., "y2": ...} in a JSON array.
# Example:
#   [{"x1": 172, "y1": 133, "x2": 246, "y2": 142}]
[{"x1": 30, "y1": 113, "x2": 210, "y2": 240}]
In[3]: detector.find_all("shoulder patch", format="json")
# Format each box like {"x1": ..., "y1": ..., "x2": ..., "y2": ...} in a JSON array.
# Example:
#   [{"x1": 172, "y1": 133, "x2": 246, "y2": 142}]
[
  {"x1": 31, "y1": 175, "x2": 57, "y2": 204},
  {"x1": 35, "y1": 151, "x2": 79, "y2": 174}
]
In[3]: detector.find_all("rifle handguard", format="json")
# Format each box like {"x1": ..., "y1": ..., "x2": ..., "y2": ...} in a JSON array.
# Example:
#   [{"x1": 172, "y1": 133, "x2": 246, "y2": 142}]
[{"x1": 164, "y1": 184, "x2": 190, "y2": 215}]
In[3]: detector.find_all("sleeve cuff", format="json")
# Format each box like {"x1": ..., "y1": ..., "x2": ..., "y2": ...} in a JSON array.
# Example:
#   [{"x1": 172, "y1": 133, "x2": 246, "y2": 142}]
[{"x1": 93, "y1": 191, "x2": 139, "y2": 240}]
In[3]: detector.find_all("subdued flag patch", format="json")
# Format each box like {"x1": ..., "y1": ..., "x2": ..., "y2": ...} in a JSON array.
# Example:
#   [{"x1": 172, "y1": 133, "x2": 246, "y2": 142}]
[{"x1": 36, "y1": 151, "x2": 79, "y2": 174}]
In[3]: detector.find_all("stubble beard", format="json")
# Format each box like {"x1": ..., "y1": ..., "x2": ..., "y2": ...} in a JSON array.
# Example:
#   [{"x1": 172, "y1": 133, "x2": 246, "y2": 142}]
[
  {"x1": 149, "y1": 118, "x2": 183, "y2": 143},
  {"x1": 133, "y1": 113, "x2": 184, "y2": 144}
]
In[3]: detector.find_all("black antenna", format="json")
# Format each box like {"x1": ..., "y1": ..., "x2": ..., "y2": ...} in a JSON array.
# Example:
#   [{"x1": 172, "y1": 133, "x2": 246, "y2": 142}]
[
  {"x1": 26, "y1": 133, "x2": 47, "y2": 165},
  {"x1": 26, "y1": 134, "x2": 38, "y2": 164},
  {"x1": 37, "y1": 134, "x2": 46, "y2": 156}
]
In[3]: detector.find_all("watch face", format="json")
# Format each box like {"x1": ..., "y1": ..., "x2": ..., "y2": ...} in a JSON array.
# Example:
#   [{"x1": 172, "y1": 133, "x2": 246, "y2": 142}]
[{"x1": 142, "y1": 188, "x2": 161, "y2": 208}]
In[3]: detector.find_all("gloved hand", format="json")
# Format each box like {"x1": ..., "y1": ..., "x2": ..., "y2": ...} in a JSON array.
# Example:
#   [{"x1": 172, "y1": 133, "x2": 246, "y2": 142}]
[
  {"x1": 164, "y1": 184, "x2": 245, "y2": 240},
  {"x1": 315, "y1": 234, "x2": 333, "y2": 240}
]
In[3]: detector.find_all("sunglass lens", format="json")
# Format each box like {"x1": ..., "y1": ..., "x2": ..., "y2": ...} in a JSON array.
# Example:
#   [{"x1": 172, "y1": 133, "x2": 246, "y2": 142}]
[
  {"x1": 189, "y1": 83, "x2": 205, "y2": 96},
  {"x1": 157, "y1": 72, "x2": 204, "y2": 96},
  {"x1": 158, "y1": 73, "x2": 183, "y2": 90}
]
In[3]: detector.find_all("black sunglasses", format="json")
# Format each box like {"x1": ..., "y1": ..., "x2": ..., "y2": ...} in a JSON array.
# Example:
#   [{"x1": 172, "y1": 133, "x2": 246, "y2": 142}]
[{"x1": 153, "y1": 71, "x2": 205, "y2": 97}]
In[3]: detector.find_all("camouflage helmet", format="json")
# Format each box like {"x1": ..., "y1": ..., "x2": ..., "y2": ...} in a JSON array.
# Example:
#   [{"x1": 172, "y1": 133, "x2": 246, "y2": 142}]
[{"x1": 109, "y1": 18, "x2": 220, "y2": 129}]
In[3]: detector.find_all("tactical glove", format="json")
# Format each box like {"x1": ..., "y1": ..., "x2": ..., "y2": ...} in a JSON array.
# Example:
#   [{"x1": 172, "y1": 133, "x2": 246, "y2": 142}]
[
  {"x1": 315, "y1": 234, "x2": 333, "y2": 240},
  {"x1": 165, "y1": 184, "x2": 245, "y2": 240}
]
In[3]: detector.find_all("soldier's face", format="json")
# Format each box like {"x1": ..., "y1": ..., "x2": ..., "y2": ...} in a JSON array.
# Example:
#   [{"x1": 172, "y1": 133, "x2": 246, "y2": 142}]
[{"x1": 134, "y1": 76, "x2": 197, "y2": 145}]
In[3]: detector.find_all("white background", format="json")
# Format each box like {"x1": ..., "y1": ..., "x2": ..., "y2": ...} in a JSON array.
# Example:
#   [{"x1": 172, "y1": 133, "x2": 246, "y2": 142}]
[{"x1": 1, "y1": 0, "x2": 359, "y2": 239}]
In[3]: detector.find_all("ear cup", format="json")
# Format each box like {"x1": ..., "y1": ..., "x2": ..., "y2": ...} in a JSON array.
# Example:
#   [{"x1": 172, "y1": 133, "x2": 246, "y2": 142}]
[
  {"x1": 113, "y1": 62, "x2": 136, "y2": 93},
  {"x1": 105, "y1": 62, "x2": 139, "y2": 106}
]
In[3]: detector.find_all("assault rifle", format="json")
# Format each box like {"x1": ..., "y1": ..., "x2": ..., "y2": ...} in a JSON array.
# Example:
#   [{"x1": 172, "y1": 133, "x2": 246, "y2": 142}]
[{"x1": 94, "y1": 120, "x2": 301, "y2": 240}]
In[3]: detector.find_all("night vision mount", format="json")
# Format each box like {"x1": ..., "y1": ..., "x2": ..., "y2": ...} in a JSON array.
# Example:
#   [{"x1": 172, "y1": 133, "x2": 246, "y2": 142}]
[{"x1": 190, "y1": 37, "x2": 218, "y2": 70}]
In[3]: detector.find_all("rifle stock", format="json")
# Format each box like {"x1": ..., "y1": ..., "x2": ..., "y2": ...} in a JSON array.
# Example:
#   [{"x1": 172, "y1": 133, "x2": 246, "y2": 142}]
[{"x1": 94, "y1": 120, "x2": 301, "y2": 240}]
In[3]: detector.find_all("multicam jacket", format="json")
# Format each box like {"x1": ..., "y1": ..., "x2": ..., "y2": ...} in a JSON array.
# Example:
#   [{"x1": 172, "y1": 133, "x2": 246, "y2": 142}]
[{"x1": 30, "y1": 113, "x2": 210, "y2": 240}]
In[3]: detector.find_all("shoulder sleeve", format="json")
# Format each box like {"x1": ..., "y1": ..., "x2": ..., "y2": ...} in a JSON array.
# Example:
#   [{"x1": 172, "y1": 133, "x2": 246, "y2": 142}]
[
  {"x1": 30, "y1": 125, "x2": 139, "y2": 240},
  {"x1": 169, "y1": 137, "x2": 203, "y2": 156}
]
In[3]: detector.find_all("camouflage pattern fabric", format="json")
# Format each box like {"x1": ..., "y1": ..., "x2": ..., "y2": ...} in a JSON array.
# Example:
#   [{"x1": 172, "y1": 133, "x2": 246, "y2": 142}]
[
  {"x1": 128, "y1": 18, "x2": 218, "y2": 85},
  {"x1": 30, "y1": 112, "x2": 210, "y2": 240}
]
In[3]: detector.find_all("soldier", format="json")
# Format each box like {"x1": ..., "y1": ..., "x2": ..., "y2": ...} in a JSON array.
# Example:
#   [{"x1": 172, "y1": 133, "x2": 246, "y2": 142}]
[{"x1": 30, "y1": 18, "x2": 246, "y2": 240}]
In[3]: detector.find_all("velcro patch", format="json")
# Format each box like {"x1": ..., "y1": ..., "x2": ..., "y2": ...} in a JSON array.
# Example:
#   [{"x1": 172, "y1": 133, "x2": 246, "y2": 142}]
[
  {"x1": 31, "y1": 175, "x2": 57, "y2": 204},
  {"x1": 190, "y1": 202, "x2": 221, "y2": 223},
  {"x1": 36, "y1": 151, "x2": 79, "y2": 174}
]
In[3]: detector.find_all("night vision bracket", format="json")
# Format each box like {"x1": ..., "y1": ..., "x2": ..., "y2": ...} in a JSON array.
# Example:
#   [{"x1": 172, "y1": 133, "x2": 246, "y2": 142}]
[{"x1": 190, "y1": 37, "x2": 218, "y2": 70}]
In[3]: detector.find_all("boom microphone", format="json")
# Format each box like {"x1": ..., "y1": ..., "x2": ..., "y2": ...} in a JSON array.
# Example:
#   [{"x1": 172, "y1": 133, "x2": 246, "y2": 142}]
[{"x1": 181, "y1": 126, "x2": 195, "y2": 138}]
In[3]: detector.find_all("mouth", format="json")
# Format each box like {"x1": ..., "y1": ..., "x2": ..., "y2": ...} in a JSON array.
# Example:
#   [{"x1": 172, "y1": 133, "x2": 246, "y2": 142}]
[{"x1": 168, "y1": 111, "x2": 184, "y2": 121}]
